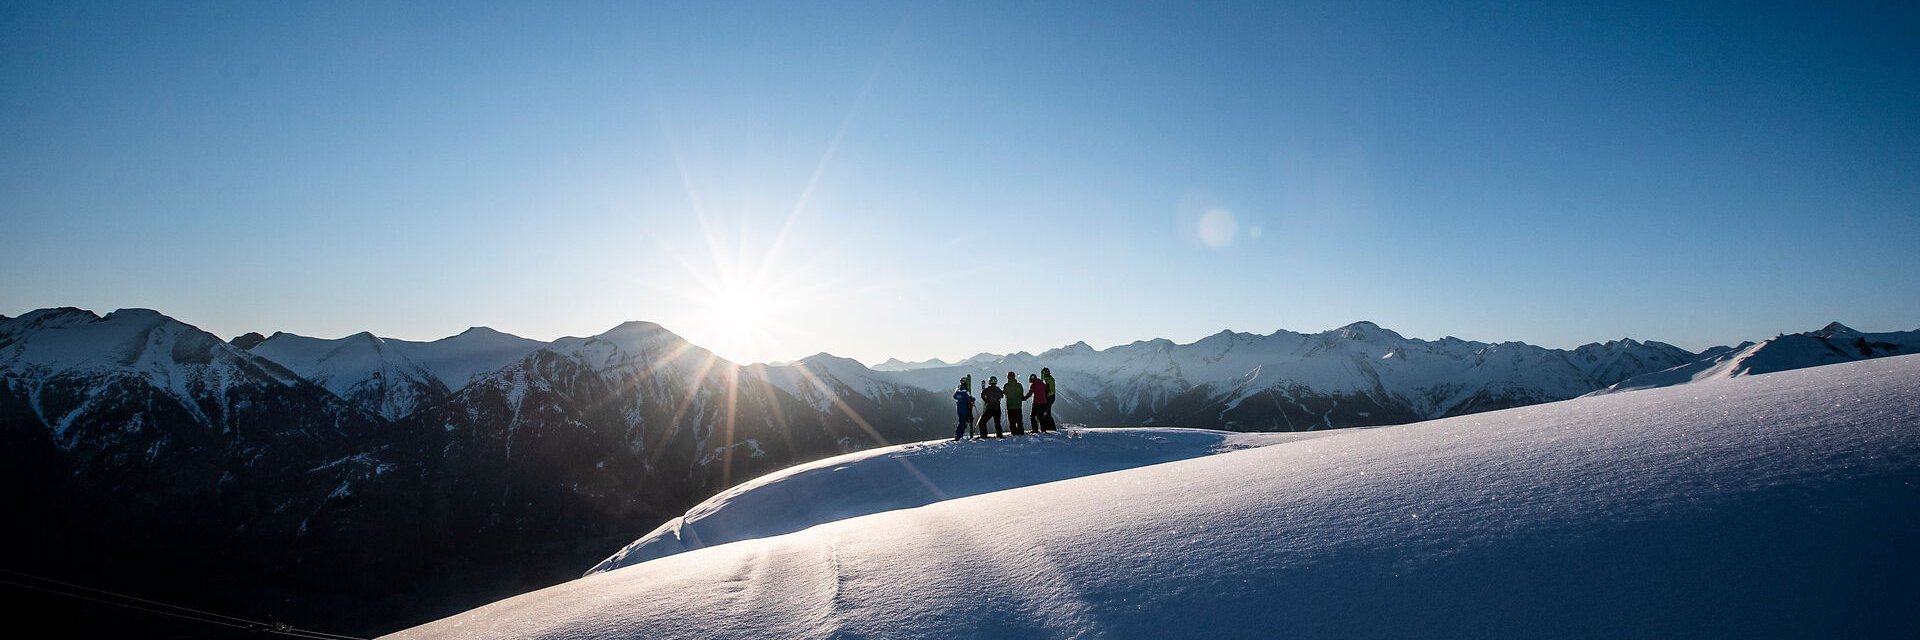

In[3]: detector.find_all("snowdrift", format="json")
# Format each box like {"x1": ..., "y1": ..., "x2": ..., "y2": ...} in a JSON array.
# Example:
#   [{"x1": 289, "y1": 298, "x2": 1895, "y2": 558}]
[
  {"x1": 589, "y1": 428, "x2": 1327, "y2": 573},
  {"x1": 388, "y1": 355, "x2": 1920, "y2": 639}
]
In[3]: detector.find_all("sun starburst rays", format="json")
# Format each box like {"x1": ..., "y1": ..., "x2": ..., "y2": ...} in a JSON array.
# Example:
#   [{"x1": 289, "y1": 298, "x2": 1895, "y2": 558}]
[{"x1": 623, "y1": 29, "x2": 928, "y2": 481}]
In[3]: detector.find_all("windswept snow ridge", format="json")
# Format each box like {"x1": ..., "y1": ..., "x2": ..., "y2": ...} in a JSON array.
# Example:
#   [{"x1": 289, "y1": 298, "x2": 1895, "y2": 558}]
[
  {"x1": 389, "y1": 355, "x2": 1920, "y2": 640},
  {"x1": 589, "y1": 428, "x2": 1325, "y2": 573}
]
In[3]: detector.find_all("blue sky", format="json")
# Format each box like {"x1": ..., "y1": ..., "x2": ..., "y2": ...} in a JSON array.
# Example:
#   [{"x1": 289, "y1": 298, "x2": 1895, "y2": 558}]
[{"x1": 3, "y1": 1, "x2": 1917, "y2": 365}]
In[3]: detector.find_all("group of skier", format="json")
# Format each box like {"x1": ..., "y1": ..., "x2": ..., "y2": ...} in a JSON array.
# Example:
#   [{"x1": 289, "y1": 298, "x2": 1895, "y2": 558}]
[{"x1": 953, "y1": 367, "x2": 1060, "y2": 440}]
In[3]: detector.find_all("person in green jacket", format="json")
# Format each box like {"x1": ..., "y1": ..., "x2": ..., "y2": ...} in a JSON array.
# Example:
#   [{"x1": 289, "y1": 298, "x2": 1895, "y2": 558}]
[
  {"x1": 1039, "y1": 367, "x2": 1059, "y2": 432},
  {"x1": 1003, "y1": 371, "x2": 1027, "y2": 436}
]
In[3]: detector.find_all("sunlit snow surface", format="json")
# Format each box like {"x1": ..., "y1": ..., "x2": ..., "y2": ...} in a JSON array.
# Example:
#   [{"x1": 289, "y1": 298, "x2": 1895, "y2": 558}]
[
  {"x1": 388, "y1": 355, "x2": 1920, "y2": 639},
  {"x1": 589, "y1": 428, "x2": 1328, "y2": 573}
]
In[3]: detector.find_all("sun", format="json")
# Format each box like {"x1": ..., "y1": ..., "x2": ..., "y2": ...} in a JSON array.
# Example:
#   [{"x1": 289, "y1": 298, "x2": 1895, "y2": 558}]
[
  {"x1": 695, "y1": 277, "x2": 799, "y2": 363},
  {"x1": 710, "y1": 287, "x2": 774, "y2": 340}
]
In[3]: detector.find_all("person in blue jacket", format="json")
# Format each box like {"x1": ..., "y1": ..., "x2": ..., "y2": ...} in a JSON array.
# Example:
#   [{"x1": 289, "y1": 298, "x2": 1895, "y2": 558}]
[{"x1": 952, "y1": 379, "x2": 976, "y2": 441}]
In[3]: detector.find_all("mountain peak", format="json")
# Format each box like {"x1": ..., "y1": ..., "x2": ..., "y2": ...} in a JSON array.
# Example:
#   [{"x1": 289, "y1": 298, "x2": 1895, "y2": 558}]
[
  {"x1": 1041, "y1": 341, "x2": 1098, "y2": 358},
  {"x1": 26, "y1": 306, "x2": 99, "y2": 320},
  {"x1": 958, "y1": 352, "x2": 1002, "y2": 365},
  {"x1": 336, "y1": 331, "x2": 393, "y2": 354},
  {"x1": 103, "y1": 308, "x2": 169, "y2": 324},
  {"x1": 431, "y1": 326, "x2": 537, "y2": 352},
  {"x1": 543, "y1": 321, "x2": 699, "y2": 371},
  {"x1": 870, "y1": 357, "x2": 923, "y2": 372},
  {"x1": 797, "y1": 352, "x2": 865, "y2": 369},
  {"x1": 600, "y1": 320, "x2": 668, "y2": 336},
  {"x1": 1580, "y1": 337, "x2": 1646, "y2": 351},
  {"x1": 1198, "y1": 330, "x2": 1253, "y2": 345},
  {"x1": 230, "y1": 332, "x2": 269, "y2": 350},
  {"x1": 1330, "y1": 321, "x2": 1404, "y2": 342},
  {"x1": 1, "y1": 307, "x2": 241, "y2": 378},
  {"x1": 7, "y1": 307, "x2": 102, "y2": 332},
  {"x1": 583, "y1": 321, "x2": 690, "y2": 348},
  {"x1": 1813, "y1": 322, "x2": 1860, "y2": 338},
  {"x1": 1066, "y1": 340, "x2": 1094, "y2": 351}
]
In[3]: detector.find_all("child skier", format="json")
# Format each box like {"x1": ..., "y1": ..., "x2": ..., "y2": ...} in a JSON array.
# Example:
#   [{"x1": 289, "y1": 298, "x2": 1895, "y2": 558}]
[{"x1": 953, "y1": 379, "x2": 975, "y2": 441}]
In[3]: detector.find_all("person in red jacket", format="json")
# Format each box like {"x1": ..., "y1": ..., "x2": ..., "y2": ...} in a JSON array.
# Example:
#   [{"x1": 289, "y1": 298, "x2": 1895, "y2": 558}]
[{"x1": 1028, "y1": 373, "x2": 1049, "y2": 434}]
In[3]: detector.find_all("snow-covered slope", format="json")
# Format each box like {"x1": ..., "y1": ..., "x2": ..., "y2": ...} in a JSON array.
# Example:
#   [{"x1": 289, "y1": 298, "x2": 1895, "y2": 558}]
[
  {"x1": 589, "y1": 428, "x2": 1326, "y2": 572},
  {"x1": 1592, "y1": 322, "x2": 1920, "y2": 396},
  {"x1": 387, "y1": 354, "x2": 1920, "y2": 639}
]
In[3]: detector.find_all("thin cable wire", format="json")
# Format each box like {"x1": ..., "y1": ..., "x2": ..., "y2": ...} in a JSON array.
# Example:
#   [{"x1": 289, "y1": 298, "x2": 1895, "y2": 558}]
[
  {"x1": 0, "y1": 569, "x2": 369, "y2": 640},
  {"x1": 1, "y1": 567, "x2": 266, "y2": 627},
  {"x1": 0, "y1": 576, "x2": 357, "y2": 640},
  {"x1": 0, "y1": 577, "x2": 256, "y2": 631}
]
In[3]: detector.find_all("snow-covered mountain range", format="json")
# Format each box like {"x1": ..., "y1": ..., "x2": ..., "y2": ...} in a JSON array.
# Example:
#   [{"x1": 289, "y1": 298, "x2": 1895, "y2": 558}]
[
  {"x1": 0, "y1": 307, "x2": 380, "y2": 536},
  {"x1": 388, "y1": 355, "x2": 1920, "y2": 639},
  {"x1": 881, "y1": 322, "x2": 1703, "y2": 430},
  {"x1": 1589, "y1": 322, "x2": 1920, "y2": 395},
  {"x1": 16, "y1": 308, "x2": 1892, "y2": 436},
  {"x1": 243, "y1": 326, "x2": 544, "y2": 420},
  {"x1": 3, "y1": 306, "x2": 1914, "y2": 636}
]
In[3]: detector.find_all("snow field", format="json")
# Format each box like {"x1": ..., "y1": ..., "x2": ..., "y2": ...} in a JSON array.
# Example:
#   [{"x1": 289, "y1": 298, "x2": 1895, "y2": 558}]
[{"x1": 590, "y1": 427, "x2": 1328, "y2": 573}]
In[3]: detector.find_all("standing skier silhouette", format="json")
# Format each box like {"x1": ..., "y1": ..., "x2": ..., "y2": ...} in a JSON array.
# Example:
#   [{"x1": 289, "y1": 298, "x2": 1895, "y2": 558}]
[
  {"x1": 1039, "y1": 367, "x2": 1060, "y2": 432},
  {"x1": 1028, "y1": 374, "x2": 1049, "y2": 433},
  {"x1": 1003, "y1": 371, "x2": 1027, "y2": 436},
  {"x1": 952, "y1": 379, "x2": 975, "y2": 441},
  {"x1": 976, "y1": 376, "x2": 1006, "y2": 438}
]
